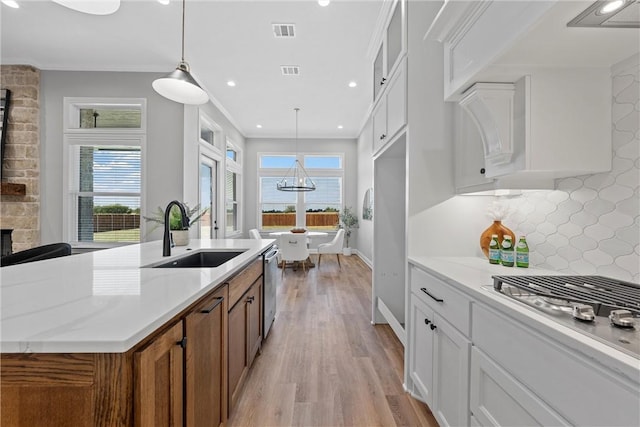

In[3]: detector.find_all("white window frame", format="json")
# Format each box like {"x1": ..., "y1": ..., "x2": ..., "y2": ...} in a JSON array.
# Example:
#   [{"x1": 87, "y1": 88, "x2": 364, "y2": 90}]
[
  {"x1": 62, "y1": 97, "x2": 147, "y2": 249},
  {"x1": 225, "y1": 138, "x2": 242, "y2": 237},
  {"x1": 257, "y1": 152, "x2": 344, "y2": 230},
  {"x1": 198, "y1": 114, "x2": 223, "y2": 239}
]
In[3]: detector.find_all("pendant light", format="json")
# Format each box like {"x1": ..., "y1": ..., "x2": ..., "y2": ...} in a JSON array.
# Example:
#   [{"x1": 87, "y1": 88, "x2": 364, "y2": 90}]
[
  {"x1": 152, "y1": 0, "x2": 209, "y2": 105},
  {"x1": 277, "y1": 108, "x2": 316, "y2": 192}
]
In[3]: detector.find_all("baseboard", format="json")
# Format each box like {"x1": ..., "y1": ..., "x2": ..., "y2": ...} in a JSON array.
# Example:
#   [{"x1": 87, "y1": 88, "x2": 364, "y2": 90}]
[
  {"x1": 376, "y1": 297, "x2": 406, "y2": 346},
  {"x1": 355, "y1": 250, "x2": 372, "y2": 268}
]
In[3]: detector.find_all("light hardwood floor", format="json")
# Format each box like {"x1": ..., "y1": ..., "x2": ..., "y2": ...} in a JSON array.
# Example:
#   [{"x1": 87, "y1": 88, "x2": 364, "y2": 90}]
[{"x1": 228, "y1": 254, "x2": 439, "y2": 427}]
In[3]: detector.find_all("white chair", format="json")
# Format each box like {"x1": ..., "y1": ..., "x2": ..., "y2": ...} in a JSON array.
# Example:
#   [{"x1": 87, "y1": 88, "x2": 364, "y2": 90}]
[
  {"x1": 317, "y1": 229, "x2": 345, "y2": 269},
  {"x1": 278, "y1": 233, "x2": 310, "y2": 277},
  {"x1": 248, "y1": 229, "x2": 261, "y2": 239}
]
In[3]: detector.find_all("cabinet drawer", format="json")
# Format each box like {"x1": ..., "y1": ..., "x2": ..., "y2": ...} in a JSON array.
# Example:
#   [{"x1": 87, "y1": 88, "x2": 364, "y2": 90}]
[
  {"x1": 228, "y1": 258, "x2": 262, "y2": 309},
  {"x1": 410, "y1": 265, "x2": 471, "y2": 336},
  {"x1": 473, "y1": 303, "x2": 640, "y2": 427}
]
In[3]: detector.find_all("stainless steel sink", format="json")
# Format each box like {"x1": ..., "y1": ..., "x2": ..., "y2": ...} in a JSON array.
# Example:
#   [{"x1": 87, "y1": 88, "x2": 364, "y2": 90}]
[{"x1": 145, "y1": 250, "x2": 246, "y2": 268}]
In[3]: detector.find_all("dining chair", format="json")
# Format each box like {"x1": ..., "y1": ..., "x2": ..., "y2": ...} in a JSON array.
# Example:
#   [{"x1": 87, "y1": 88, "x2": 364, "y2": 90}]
[
  {"x1": 248, "y1": 228, "x2": 261, "y2": 239},
  {"x1": 278, "y1": 233, "x2": 309, "y2": 277},
  {"x1": 316, "y1": 229, "x2": 345, "y2": 269}
]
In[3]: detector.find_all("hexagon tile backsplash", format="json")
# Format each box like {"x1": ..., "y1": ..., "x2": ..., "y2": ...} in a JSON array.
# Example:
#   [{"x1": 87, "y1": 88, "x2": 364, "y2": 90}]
[{"x1": 506, "y1": 63, "x2": 639, "y2": 283}]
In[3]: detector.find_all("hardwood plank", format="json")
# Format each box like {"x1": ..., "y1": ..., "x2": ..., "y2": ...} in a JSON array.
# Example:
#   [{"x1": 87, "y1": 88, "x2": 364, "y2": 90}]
[{"x1": 227, "y1": 255, "x2": 437, "y2": 427}]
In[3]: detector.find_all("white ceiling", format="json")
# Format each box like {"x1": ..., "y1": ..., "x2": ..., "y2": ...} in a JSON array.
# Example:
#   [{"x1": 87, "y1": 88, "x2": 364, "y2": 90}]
[
  {"x1": 1, "y1": 0, "x2": 384, "y2": 138},
  {"x1": 494, "y1": 1, "x2": 640, "y2": 68}
]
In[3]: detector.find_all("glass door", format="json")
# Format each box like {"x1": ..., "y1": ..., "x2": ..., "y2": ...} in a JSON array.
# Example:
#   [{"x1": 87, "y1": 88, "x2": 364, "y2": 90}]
[{"x1": 200, "y1": 157, "x2": 218, "y2": 239}]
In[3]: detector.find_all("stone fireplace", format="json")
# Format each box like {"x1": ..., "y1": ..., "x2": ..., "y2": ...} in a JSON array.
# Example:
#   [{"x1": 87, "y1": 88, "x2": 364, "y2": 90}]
[{"x1": 0, "y1": 65, "x2": 40, "y2": 253}]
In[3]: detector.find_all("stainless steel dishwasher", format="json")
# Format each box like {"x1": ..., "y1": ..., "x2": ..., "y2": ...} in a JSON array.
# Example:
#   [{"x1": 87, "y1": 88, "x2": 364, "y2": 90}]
[{"x1": 263, "y1": 246, "x2": 279, "y2": 338}]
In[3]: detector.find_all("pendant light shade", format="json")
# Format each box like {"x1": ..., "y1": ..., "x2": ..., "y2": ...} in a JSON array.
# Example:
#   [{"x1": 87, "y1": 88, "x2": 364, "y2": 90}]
[
  {"x1": 277, "y1": 108, "x2": 316, "y2": 192},
  {"x1": 153, "y1": 0, "x2": 209, "y2": 105}
]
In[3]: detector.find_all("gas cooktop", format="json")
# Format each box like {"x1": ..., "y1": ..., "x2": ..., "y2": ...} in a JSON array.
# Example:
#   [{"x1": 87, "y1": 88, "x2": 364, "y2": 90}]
[{"x1": 490, "y1": 275, "x2": 640, "y2": 359}]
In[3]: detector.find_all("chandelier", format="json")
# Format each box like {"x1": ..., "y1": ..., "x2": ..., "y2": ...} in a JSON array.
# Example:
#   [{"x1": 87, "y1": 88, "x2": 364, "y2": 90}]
[{"x1": 277, "y1": 108, "x2": 316, "y2": 192}]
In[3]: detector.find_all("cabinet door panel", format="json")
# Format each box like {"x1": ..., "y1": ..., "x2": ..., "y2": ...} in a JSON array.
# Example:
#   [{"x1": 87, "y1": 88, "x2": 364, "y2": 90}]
[
  {"x1": 470, "y1": 347, "x2": 570, "y2": 427},
  {"x1": 432, "y1": 313, "x2": 470, "y2": 427},
  {"x1": 372, "y1": 100, "x2": 388, "y2": 154},
  {"x1": 386, "y1": 0, "x2": 403, "y2": 76},
  {"x1": 373, "y1": 43, "x2": 384, "y2": 101},
  {"x1": 409, "y1": 296, "x2": 434, "y2": 406},
  {"x1": 386, "y1": 63, "x2": 406, "y2": 142},
  {"x1": 185, "y1": 286, "x2": 228, "y2": 427},
  {"x1": 247, "y1": 279, "x2": 263, "y2": 367},
  {"x1": 135, "y1": 321, "x2": 184, "y2": 427},
  {"x1": 228, "y1": 300, "x2": 248, "y2": 410}
]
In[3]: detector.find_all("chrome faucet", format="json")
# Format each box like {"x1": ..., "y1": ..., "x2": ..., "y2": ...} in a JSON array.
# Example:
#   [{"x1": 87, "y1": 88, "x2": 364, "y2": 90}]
[{"x1": 163, "y1": 200, "x2": 190, "y2": 257}]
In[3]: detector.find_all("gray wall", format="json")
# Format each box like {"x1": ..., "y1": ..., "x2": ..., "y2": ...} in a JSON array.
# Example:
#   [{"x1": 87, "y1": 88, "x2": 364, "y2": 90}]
[
  {"x1": 39, "y1": 70, "x2": 243, "y2": 244},
  {"x1": 244, "y1": 137, "x2": 358, "y2": 248},
  {"x1": 356, "y1": 118, "x2": 373, "y2": 264}
]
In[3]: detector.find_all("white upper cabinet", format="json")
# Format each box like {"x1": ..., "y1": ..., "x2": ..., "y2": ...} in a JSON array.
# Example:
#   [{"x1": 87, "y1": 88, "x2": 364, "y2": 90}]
[
  {"x1": 428, "y1": 0, "x2": 640, "y2": 192},
  {"x1": 425, "y1": 0, "x2": 556, "y2": 101},
  {"x1": 372, "y1": 0, "x2": 406, "y2": 103}
]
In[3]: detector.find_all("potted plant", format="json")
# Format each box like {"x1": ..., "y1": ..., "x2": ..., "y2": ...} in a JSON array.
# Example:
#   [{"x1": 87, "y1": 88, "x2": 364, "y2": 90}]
[
  {"x1": 143, "y1": 203, "x2": 208, "y2": 246},
  {"x1": 339, "y1": 206, "x2": 359, "y2": 256}
]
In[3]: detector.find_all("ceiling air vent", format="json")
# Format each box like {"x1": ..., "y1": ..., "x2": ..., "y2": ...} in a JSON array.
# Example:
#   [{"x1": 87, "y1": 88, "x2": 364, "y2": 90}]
[
  {"x1": 273, "y1": 23, "x2": 296, "y2": 38},
  {"x1": 281, "y1": 66, "x2": 300, "y2": 76}
]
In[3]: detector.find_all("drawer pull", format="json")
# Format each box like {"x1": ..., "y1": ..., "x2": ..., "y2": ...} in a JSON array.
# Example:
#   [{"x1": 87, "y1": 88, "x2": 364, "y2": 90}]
[
  {"x1": 420, "y1": 287, "x2": 444, "y2": 303},
  {"x1": 200, "y1": 297, "x2": 224, "y2": 314},
  {"x1": 177, "y1": 337, "x2": 187, "y2": 348},
  {"x1": 430, "y1": 323, "x2": 437, "y2": 331},
  {"x1": 424, "y1": 318, "x2": 431, "y2": 325},
  {"x1": 246, "y1": 296, "x2": 255, "y2": 304}
]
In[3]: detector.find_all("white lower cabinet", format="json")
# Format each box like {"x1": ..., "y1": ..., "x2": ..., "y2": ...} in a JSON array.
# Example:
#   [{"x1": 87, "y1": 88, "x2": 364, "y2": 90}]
[
  {"x1": 409, "y1": 295, "x2": 471, "y2": 427},
  {"x1": 470, "y1": 347, "x2": 570, "y2": 427}
]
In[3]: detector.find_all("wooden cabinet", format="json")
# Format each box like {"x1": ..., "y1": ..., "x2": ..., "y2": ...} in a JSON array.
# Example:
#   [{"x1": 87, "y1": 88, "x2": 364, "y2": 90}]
[
  {"x1": 372, "y1": 0, "x2": 405, "y2": 102},
  {"x1": 228, "y1": 277, "x2": 262, "y2": 411},
  {"x1": 134, "y1": 321, "x2": 185, "y2": 427},
  {"x1": 407, "y1": 264, "x2": 472, "y2": 427},
  {"x1": 227, "y1": 257, "x2": 263, "y2": 412},
  {"x1": 135, "y1": 284, "x2": 229, "y2": 427},
  {"x1": 184, "y1": 286, "x2": 228, "y2": 427},
  {"x1": 372, "y1": 60, "x2": 406, "y2": 156}
]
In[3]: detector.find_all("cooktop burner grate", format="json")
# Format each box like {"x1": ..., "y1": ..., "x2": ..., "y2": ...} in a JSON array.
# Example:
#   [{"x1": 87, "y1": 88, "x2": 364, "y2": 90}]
[{"x1": 492, "y1": 275, "x2": 640, "y2": 314}]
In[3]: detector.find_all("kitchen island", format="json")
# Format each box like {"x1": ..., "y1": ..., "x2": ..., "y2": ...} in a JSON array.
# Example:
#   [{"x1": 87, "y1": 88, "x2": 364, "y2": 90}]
[
  {"x1": 1, "y1": 239, "x2": 274, "y2": 426},
  {"x1": 407, "y1": 256, "x2": 640, "y2": 427}
]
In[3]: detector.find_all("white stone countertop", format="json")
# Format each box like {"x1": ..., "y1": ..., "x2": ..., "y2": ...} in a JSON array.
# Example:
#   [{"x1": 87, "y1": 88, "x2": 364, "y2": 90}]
[
  {"x1": 1, "y1": 239, "x2": 275, "y2": 354},
  {"x1": 408, "y1": 256, "x2": 640, "y2": 382}
]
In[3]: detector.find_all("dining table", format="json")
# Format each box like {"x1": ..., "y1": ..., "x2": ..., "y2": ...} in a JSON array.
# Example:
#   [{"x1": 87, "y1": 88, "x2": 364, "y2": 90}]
[{"x1": 269, "y1": 231, "x2": 329, "y2": 269}]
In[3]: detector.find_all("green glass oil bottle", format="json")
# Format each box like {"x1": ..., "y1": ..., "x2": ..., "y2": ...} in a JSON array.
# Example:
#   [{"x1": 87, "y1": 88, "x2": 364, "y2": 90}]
[
  {"x1": 489, "y1": 234, "x2": 500, "y2": 264},
  {"x1": 500, "y1": 235, "x2": 514, "y2": 267},
  {"x1": 516, "y1": 236, "x2": 529, "y2": 268}
]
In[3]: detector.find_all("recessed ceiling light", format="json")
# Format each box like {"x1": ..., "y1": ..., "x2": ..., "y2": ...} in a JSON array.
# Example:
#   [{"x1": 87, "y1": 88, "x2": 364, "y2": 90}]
[
  {"x1": 337, "y1": 125, "x2": 343, "y2": 129},
  {"x1": 1, "y1": 0, "x2": 20, "y2": 8},
  {"x1": 600, "y1": 0, "x2": 625, "y2": 14},
  {"x1": 318, "y1": 0, "x2": 330, "y2": 7},
  {"x1": 227, "y1": 80, "x2": 236, "y2": 87},
  {"x1": 256, "y1": 124, "x2": 263, "y2": 129},
  {"x1": 158, "y1": 0, "x2": 170, "y2": 5},
  {"x1": 348, "y1": 81, "x2": 357, "y2": 88}
]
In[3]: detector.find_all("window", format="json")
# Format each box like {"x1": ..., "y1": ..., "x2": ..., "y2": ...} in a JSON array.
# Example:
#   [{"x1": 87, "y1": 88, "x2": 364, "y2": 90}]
[
  {"x1": 225, "y1": 139, "x2": 242, "y2": 236},
  {"x1": 71, "y1": 145, "x2": 141, "y2": 243},
  {"x1": 225, "y1": 170, "x2": 240, "y2": 234},
  {"x1": 258, "y1": 154, "x2": 343, "y2": 230},
  {"x1": 63, "y1": 98, "x2": 146, "y2": 246}
]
